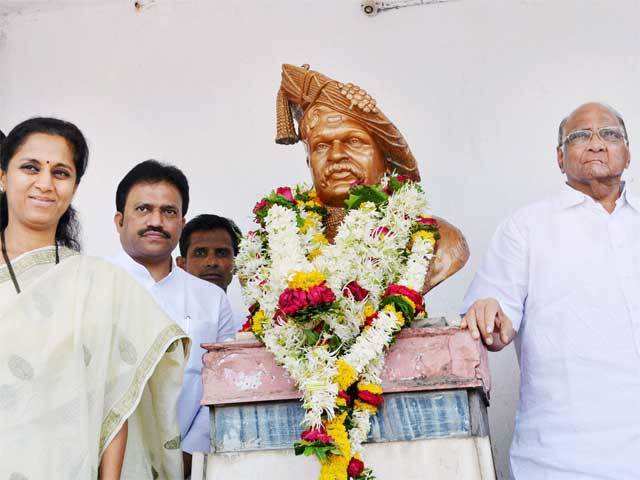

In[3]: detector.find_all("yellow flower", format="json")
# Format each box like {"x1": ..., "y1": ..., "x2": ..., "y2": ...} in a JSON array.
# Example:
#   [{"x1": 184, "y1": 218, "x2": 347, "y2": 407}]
[
  {"x1": 306, "y1": 199, "x2": 322, "y2": 208},
  {"x1": 308, "y1": 248, "x2": 323, "y2": 261},
  {"x1": 300, "y1": 212, "x2": 323, "y2": 234},
  {"x1": 289, "y1": 270, "x2": 326, "y2": 290},
  {"x1": 335, "y1": 396, "x2": 347, "y2": 407},
  {"x1": 308, "y1": 189, "x2": 318, "y2": 200},
  {"x1": 319, "y1": 412, "x2": 350, "y2": 480},
  {"x1": 412, "y1": 230, "x2": 437, "y2": 245},
  {"x1": 357, "y1": 382, "x2": 383, "y2": 395},
  {"x1": 383, "y1": 304, "x2": 405, "y2": 327},
  {"x1": 354, "y1": 399, "x2": 378, "y2": 415},
  {"x1": 251, "y1": 310, "x2": 267, "y2": 336},
  {"x1": 363, "y1": 303, "x2": 376, "y2": 318},
  {"x1": 335, "y1": 359, "x2": 357, "y2": 391},
  {"x1": 311, "y1": 232, "x2": 329, "y2": 245}
]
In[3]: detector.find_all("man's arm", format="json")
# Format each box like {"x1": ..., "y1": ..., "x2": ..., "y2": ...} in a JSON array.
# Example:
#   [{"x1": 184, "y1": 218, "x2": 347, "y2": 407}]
[{"x1": 461, "y1": 216, "x2": 528, "y2": 351}]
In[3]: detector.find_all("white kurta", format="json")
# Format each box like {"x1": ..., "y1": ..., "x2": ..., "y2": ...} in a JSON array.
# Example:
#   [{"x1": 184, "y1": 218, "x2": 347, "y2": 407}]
[
  {"x1": 462, "y1": 183, "x2": 640, "y2": 480},
  {"x1": 108, "y1": 251, "x2": 236, "y2": 453}
]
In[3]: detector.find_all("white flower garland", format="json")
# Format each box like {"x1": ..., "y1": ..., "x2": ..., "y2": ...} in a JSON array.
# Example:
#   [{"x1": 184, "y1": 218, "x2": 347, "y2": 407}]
[{"x1": 238, "y1": 177, "x2": 438, "y2": 479}]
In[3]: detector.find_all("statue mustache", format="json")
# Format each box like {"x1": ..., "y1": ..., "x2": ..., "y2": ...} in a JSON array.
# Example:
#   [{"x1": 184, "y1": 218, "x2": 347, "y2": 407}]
[
  {"x1": 322, "y1": 162, "x2": 364, "y2": 182},
  {"x1": 138, "y1": 226, "x2": 171, "y2": 239}
]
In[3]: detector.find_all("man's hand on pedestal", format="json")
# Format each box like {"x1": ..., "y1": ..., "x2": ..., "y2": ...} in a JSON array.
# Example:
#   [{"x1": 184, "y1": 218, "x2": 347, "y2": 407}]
[{"x1": 461, "y1": 298, "x2": 515, "y2": 352}]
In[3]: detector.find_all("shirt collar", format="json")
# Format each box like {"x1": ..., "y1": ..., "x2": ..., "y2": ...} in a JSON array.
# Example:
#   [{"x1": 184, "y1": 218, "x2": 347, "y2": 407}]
[
  {"x1": 555, "y1": 181, "x2": 638, "y2": 211},
  {"x1": 555, "y1": 182, "x2": 589, "y2": 210},
  {"x1": 112, "y1": 249, "x2": 177, "y2": 287}
]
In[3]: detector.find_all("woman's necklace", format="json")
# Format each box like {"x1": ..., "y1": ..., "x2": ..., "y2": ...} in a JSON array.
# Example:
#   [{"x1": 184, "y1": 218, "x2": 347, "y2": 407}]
[{"x1": 1, "y1": 228, "x2": 59, "y2": 294}]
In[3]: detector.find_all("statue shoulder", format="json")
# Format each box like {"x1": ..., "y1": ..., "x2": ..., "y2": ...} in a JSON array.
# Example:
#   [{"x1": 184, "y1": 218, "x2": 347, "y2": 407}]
[{"x1": 423, "y1": 216, "x2": 469, "y2": 293}]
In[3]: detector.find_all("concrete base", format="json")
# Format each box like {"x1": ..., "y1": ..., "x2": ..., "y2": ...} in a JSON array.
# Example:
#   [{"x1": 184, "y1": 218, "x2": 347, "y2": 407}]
[{"x1": 201, "y1": 436, "x2": 495, "y2": 480}]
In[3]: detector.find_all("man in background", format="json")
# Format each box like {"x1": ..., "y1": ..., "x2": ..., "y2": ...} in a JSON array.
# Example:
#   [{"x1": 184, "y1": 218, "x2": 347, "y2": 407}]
[
  {"x1": 108, "y1": 160, "x2": 236, "y2": 477},
  {"x1": 177, "y1": 214, "x2": 246, "y2": 330}
]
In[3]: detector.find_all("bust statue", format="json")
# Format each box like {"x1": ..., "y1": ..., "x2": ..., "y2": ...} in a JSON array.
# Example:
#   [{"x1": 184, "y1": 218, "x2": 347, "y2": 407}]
[{"x1": 275, "y1": 64, "x2": 469, "y2": 293}]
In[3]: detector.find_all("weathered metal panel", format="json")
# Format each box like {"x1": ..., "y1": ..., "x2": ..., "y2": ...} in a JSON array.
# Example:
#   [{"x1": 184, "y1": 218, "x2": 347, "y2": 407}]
[
  {"x1": 211, "y1": 390, "x2": 471, "y2": 453},
  {"x1": 202, "y1": 326, "x2": 490, "y2": 407}
]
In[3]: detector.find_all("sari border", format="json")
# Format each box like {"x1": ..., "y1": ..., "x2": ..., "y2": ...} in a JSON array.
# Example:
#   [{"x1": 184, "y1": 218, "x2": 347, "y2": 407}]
[
  {"x1": 98, "y1": 323, "x2": 188, "y2": 456},
  {"x1": 0, "y1": 247, "x2": 77, "y2": 285}
]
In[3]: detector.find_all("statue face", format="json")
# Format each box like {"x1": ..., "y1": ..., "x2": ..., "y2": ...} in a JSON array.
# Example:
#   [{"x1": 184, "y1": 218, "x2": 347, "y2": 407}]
[{"x1": 304, "y1": 108, "x2": 387, "y2": 207}]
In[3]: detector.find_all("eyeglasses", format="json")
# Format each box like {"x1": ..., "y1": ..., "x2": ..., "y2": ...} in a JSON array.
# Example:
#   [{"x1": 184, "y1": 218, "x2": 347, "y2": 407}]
[{"x1": 562, "y1": 126, "x2": 628, "y2": 147}]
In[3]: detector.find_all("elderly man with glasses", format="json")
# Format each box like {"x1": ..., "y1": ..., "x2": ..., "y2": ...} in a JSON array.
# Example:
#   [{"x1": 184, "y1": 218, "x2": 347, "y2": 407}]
[{"x1": 461, "y1": 102, "x2": 640, "y2": 479}]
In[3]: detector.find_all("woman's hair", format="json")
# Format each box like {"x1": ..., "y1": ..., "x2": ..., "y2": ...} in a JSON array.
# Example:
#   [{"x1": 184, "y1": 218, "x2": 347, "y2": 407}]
[{"x1": 0, "y1": 117, "x2": 89, "y2": 251}]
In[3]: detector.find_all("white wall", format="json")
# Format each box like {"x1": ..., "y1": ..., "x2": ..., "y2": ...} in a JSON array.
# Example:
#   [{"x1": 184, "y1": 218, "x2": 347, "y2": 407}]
[{"x1": 2, "y1": 1, "x2": 640, "y2": 477}]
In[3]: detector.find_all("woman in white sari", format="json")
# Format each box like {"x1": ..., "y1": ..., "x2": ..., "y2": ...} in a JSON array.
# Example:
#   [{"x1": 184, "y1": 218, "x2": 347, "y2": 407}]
[{"x1": 0, "y1": 118, "x2": 189, "y2": 479}]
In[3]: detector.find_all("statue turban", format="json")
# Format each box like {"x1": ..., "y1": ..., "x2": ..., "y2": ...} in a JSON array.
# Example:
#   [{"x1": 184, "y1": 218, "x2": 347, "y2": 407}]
[{"x1": 275, "y1": 64, "x2": 420, "y2": 181}]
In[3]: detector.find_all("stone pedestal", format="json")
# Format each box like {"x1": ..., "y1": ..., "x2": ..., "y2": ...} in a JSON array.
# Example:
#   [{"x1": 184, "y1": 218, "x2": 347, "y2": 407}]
[{"x1": 198, "y1": 326, "x2": 496, "y2": 480}]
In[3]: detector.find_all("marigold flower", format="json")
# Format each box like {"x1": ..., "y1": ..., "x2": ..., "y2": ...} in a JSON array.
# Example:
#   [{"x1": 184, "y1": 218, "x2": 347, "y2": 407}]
[
  {"x1": 335, "y1": 359, "x2": 357, "y2": 390},
  {"x1": 289, "y1": 270, "x2": 326, "y2": 291},
  {"x1": 251, "y1": 310, "x2": 267, "y2": 336},
  {"x1": 412, "y1": 229, "x2": 437, "y2": 245},
  {"x1": 357, "y1": 382, "x2": 383, "y2": 395}
]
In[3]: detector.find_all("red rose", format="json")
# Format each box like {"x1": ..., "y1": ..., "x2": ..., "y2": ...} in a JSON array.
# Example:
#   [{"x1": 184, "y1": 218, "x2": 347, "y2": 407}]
[
  {"x1": 307, "y1": 285, "x2": 326, "y2": 306},
  {"x1": 384, "y1": 284, "x2": 424, "y2": 313},
  {"x1": 301, "y1": 427, "x2": 333, "y2": 444},
  {"x1": 276, "y1": 186, "x2": 295, "y2": 203},
  {"x1": 278, "y1": 288, "x2": 309, "y2": 315},
  {"x1": 343, "y1": 281, "x2": 369, "y2": 302},
  {"x1": 241, "y1": 319, "x2": 251, "y2": 332},
  {"x1": 347, "y1": 457, "x2": 365, "y2": 478},
  {"x1": 321, "y1": 286, "x2": 336, "y2": 304},
  {"x1": 417, "y1": 216, "x2": 438, "y2": 227},
  {"x1": 396, "y1": 175, "x2": 410, "y2": 183},
  {"x1": 253, "y1": 199, "x2": 269, "y2": 214},
  {"x1": 358, "y1": 390, "x2": 384, "y2": 407}
]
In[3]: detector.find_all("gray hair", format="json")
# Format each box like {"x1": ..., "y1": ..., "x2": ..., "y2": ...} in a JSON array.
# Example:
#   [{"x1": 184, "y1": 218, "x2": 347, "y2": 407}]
[{"x1": 557, "y1": 103, "x2": 629, "y2": 148}]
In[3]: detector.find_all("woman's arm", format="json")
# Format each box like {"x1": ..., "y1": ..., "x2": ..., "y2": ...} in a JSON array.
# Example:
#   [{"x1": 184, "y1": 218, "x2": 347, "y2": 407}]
[{"x1": 99, "y1": 420, "x2": 128, "y2": 479}]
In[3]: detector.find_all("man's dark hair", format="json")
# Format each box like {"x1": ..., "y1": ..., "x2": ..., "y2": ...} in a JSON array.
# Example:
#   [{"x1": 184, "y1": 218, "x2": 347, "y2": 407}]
[
  {"x1": 116, "y1": 159, "x2": 189, "y2": 215},
  {"x1": 0, "y1": 117, "x2": 89, "y2": 251},
  {"x1": 179, "y1": 214, "x2": 242, "y2": 257}
]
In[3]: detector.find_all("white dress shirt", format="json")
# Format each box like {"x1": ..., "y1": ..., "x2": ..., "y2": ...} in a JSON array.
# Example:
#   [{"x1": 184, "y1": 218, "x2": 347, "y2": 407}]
[
  {"x1": 107, "y1": 251, "x2": 236, "y2": 453},
  {"x1": 463, "y1": 183, "x2": 640, "y2": 480}
]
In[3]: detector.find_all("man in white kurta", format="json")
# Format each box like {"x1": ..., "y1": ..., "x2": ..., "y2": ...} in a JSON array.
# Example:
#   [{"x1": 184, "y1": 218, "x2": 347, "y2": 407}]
[
  {"x1": 462, "y1": 103, "x2": 640, "y2": 479},
  {"x1": 108, "y1": 160, "x2": 236, "y2": 476},
  {"x1": 109, "y1": 250, "x2": 236, "y2": 452}
]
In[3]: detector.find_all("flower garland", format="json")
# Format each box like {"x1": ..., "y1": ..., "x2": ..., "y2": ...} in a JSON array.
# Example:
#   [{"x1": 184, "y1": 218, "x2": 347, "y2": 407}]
[{"x1": 237, "y1": 175, "x2": 439, "y2": 480}]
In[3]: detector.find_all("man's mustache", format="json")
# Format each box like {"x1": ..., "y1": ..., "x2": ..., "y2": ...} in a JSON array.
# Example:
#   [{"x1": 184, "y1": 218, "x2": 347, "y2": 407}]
[
  {"x1": 322, "y1": 161, "x2": 364, "y2": 181},
  {"x1": 138, "y1": 226, "x2": 171, "y2": 239}
]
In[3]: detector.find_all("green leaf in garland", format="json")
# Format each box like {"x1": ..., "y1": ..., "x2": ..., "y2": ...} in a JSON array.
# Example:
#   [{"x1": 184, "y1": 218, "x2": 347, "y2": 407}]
[
  {"x1": 303, "y1": 328, "x2": 320, "y2": 346},
  {"x1": 380, "y1": 295, "x2": 415, "y2": 323},
  {"x1": 344, "y1": 184, "x2": 389, "y2": 210}
]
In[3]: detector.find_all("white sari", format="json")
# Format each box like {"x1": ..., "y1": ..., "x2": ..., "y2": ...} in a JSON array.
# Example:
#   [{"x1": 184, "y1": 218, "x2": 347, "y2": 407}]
[{"x1": 0, "y1": 247, "x2": 190, "y2": 479}]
